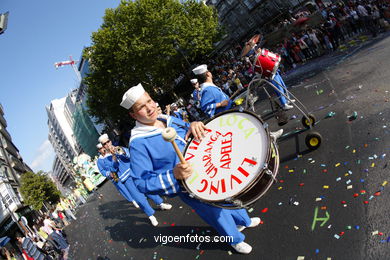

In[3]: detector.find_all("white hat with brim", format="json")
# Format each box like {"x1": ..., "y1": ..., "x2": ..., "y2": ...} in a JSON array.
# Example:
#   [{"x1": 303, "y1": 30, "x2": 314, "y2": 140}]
[
  {"x1": 192, "y1": 64, "x2": 208, "y2": 75},
  {"x1": 120, "y1": 83, "x2": 145, "y2": 109},
  {"x1": 96, "y1": 143, "x2": 103, "y2": 149},
  {"x1": 190, "y1": 78, "x2": 198, "y2": 84},
  {"x1": 98, "y1": 134, "x2": 109, "y2": 144}
]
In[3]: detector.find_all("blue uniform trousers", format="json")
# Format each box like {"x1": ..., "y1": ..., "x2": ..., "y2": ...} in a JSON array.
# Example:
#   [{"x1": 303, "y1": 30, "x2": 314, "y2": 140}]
[
  {"x1": 179, "y1": 193, "x2": 251, "y2": 245},
  {"x1": 113, "y1": 180, "x2": 134, "y2": 202},
  {"x1": 270, "y1": 71, "x2": 289, "y2": 106},
  {"x1": 122, "y1": 177, "x2": 163, "y2": 217}
]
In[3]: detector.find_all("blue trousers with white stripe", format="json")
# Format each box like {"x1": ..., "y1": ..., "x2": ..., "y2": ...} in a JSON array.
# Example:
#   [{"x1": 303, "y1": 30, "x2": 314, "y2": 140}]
[
  {"x1": 114, "y1": 180, "x2": 134, "y2": 202},
  {"x1": 122, "y1": 177, "x2": 163, "y2": 217}
]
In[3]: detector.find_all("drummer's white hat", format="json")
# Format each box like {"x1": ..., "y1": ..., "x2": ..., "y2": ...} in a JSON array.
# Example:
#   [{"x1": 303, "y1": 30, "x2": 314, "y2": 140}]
[
  {"x1": 120, "y1": 83, "x2": 145, "y2": 109},
  {"x1": 98, "y1": 134, "x2": 109, "y2": 144},
  {"x1": 96, "y1": 143, "x2": 103, "y2": 149},
  {"x1": 192, "y1": 64, "x2": 208, "y2": 75},
  {"x1": 190, "y1": 78, "x2": 198, "y2": 84}
]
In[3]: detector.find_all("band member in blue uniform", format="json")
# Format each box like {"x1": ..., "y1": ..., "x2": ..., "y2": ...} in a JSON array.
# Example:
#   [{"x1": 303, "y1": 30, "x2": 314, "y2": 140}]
[
  {"x1": 190, "y1": 78, "x2": 201, "y2": 108},
  {"x1": 120, "y1": 83, "x2": 261, "y2": 254},
  {"x1": 98, "y1": 135, "x2": 173, "y2": 226},
  {"x1": 96, "y1": 143, "x2": 140, "y2": 208},
  {"x1": 192, "y1": 64, "x2": 233, "y2": 118}
]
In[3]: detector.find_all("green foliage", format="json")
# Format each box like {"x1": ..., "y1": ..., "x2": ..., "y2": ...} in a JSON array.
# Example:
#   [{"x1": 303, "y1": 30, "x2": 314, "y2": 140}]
[
  {"x1": 20, "y1": 171, "x2": 61, "y2": 210},
  {"x1": 84, "y1": 0, "x2": 221, "y2": 126}
]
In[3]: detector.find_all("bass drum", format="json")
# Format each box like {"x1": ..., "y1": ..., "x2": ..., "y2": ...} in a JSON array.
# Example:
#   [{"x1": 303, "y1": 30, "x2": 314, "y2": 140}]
[{"x1": 182, "y1": 110, "x2": 279, "y2": 209}]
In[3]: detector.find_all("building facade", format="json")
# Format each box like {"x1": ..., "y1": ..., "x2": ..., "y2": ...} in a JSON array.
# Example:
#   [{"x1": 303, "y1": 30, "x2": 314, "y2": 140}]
[
  {"x1": 72, "y1": 56, "x2": 101, "y2": 157},
  {"x1": 46, "y1": 94, "x2": 79, "y2": 187},
  {"x1": 47, "y1": 54, "x2": 102, "y2": 188},
  {"x1": 0, "y1": 103, "x2": 31, "y2": 237},
  {"x1": 206, "y1": 0, "x2": 311, "y2": 52}
]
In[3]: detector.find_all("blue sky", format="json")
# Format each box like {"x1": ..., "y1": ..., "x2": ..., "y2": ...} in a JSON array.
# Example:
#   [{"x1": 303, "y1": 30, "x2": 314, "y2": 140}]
[{"x1": 0, "y1": 0, "x2": 121, "y2": 172}]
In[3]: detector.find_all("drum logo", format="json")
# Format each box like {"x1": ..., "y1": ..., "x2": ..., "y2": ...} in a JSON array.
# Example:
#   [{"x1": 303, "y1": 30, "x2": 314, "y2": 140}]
[{"x1": 185, "y1": 127, "x2": 258, "y2": 199}]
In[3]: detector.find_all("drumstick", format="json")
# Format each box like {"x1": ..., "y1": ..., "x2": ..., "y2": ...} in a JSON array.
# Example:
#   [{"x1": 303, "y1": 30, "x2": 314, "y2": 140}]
[{"x1": 162, "y1": 127, "x2": 186, "y2": 164}]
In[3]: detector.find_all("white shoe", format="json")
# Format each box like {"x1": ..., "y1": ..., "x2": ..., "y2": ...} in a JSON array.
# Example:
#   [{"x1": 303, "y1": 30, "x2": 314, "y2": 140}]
[
  {"x1": 237, "y1": 217, "x2": 261, "y2": 232},
  {"x1": 231, "y1": 242, "x2": 252, "y2": 254},
  {"x1": 159, "y1": 203, "x2": 172, "y2": 210},
  {"x1": 287, "y1": 99, "x2": 296, "y2": 104},
  {"x1": 149, "y1": 215, "x2": 158, "y2": 226},
  {"x1": 283, "y1": 104, "x2": 294, "y2": 110},
  {"x1": 132, "y1": 201, "x2": 140, "y2": 208},
  {"x1": 270, "y1": 129, "x2": 284, "y2": 141}
]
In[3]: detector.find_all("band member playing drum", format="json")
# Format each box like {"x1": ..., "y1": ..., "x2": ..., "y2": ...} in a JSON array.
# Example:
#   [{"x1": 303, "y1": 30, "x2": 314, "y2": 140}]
[
  {"x1": 243, "y1": 36, "x2": 294, "y2": 110},
  {"x1": 192, "y1": 64, "x2": 233, "y2": 118},
  {"x1": 193, "y1": 64, "x2": 284, "y2": 140},
  {"x1": 121, "y1": 83, "x2": 261, "y2": 254},
  {"x1": 98, "y1": 134, "x2": 173, "y2": 226}
]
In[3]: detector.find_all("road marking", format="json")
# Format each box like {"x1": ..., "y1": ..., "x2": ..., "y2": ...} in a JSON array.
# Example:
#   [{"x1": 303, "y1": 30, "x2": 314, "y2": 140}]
[{"x1": 311, "y1": 206, "x2": 330, "y2": 231}]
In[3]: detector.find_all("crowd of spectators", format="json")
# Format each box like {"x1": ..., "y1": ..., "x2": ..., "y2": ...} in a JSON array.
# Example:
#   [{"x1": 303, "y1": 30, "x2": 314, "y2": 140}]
[{"x1": 166, "y1": 0, "x2": 389, "y2": 122}]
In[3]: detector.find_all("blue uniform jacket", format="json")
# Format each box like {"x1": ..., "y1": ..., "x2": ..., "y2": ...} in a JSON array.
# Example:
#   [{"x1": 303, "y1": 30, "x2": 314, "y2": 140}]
[
  {"x1": 200, "y1": 82, "x2": 233, "y2": 118},
  {"x1": 105, "y1": 147, "x2": 133, "y2": 182},
  {"x1": 129, "y1": 115, "x2": 189, "y2": 195}
]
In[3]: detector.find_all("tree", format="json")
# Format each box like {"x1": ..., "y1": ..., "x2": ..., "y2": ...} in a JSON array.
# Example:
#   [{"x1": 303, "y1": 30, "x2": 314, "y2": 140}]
[
  {"x1": 20, "y1": 171, "x2": 61, "y2": 210},
  {"x1": 84, "y1": 0, "x2": 221, "y2": 127}
]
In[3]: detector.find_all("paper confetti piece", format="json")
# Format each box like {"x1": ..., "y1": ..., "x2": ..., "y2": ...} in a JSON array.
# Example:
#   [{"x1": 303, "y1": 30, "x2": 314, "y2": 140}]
[
  {"x1": 335, "y1": 163, "x2": 341, "y2": 167},
  {"x1": 323, "y1": 185, "x2": 329, "y2": 189}
]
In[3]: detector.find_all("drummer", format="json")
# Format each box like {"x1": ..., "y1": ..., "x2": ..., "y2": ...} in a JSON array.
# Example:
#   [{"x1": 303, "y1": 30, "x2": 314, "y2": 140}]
[
  {"x1": 193, "y1": 64, "x2": 284, "y2": 140},
  {"x1": 245, "y1": 40, "x2": 294, "y2": 110},
  {"x1": 121, "y1": 83, "x2": 260, "y2": 254},
  {"x1": 192, "y1": 64, "x2": 232, "y2": 118}
]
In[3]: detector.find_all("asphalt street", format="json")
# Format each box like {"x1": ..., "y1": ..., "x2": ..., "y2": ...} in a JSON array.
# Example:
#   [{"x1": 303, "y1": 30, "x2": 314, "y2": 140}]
[{"x1": 65, "y1": 32, "x2": 390, "y2": 260}]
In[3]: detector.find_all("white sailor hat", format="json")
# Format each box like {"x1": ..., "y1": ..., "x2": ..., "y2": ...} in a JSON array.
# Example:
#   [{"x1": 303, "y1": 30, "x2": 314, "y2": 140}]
[
  {"x1": 96, "y1": 143, "x2": 103, "y2": 149},
  {"x1": 192, "y1": 64, "x2": 208, "y2": 75},
  {"x1": 120, "y1": 83, "x2": 145, "y2": 109},
  {"x1": 98, "y1": 134, "x2": 109, "y2": 144},
  {"x1": 190, "y1": 78, "x2": 198, "y2": 84}
]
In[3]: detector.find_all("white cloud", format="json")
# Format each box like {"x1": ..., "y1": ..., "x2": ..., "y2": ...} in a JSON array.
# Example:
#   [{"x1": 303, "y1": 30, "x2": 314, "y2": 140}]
[{"x1": 30, "y1": 139, "x2": 55, "y2": 172}]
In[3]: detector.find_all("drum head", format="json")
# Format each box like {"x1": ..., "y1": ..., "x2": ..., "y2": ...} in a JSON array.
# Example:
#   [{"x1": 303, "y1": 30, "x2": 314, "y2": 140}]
[{"x1": 183, "y1": 111, "x2": 270, "y2": 202}]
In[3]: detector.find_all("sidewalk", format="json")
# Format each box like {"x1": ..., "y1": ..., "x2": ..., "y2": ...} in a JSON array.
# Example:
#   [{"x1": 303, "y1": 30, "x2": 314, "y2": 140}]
[{"x1": 282, "y1": 31, "x2": 390, "y2": 86}]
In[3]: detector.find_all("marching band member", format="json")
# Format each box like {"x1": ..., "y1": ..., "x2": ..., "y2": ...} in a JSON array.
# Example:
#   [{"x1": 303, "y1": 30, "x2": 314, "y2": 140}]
[
  {"x1": 193, "y1": 64, "x2": 283, "y2": 140},
  {"x1": 121, "y1": 83, "x2": 261, "y2": 254},
  {"x1": 98, "y1": 134, "x2": 173, "y2": 226},
  {"x1": 190, "y1": 78, "x2": 201, "y2": 108},
  {"x1": 192, "y1": 64, "x2": 233, "y2": 118},
  {"x1": 96, "y1": 143, "x2": 139, "y2": 208},
  {"x1": 244, "y1": 38, "x2": 294, "y2": 110}
]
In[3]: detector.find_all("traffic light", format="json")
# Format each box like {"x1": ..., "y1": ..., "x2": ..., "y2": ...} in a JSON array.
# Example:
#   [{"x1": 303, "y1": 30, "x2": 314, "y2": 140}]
[{"x1": 0, "y1": 12, "x2": 9, "y2": 35}]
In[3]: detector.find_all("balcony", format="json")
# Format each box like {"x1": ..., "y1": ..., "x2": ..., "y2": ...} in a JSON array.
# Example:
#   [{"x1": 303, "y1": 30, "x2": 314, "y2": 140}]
[
  {"x1": 0, "y1": 125, "x2": 11, "y2": 142},
  {"x1": 0, "y1": 115, "x2": 7, "y2": 129},
  {"x1": 10, "y1": 157, "x2": 26, "y2": 173},
  {"x1": 4, "y1": 139, "x2": 20, "y2": 159}
]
